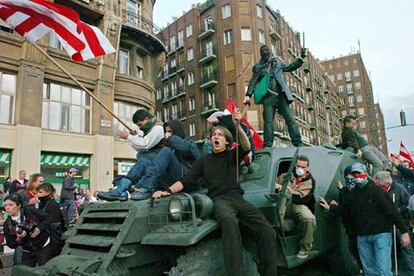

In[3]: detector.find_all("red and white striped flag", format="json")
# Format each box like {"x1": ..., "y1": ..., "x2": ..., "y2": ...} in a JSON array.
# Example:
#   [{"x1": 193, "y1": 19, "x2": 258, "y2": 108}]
[
  {"x1": 0, "y1": 0, "x2": 115, "y2": 62},
  {"x1": 399, "y1": 142, "x2": 414, "y2": 167}
]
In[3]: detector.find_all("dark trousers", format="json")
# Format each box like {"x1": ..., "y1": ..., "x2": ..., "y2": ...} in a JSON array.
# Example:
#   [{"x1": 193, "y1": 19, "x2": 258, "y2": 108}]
[
  {"x1": 348, "y1": 234, "x2": 363, "y2": 269},
  {"x1": 213, "y1": 195, "x2": 277, "y2": 276},
  {"x1": 22, "y1": 242, "x2": 60, "y2": 267},
  {"x1": 263, "y1": 94, "x2": 301, "y2": 147}
]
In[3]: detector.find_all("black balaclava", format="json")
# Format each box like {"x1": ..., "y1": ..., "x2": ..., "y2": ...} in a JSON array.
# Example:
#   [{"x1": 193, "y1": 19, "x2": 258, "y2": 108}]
[
  {"x1": 260, "y1": 45, "x2": 271, "y2": 62},
  {"x1": 165, "y1": 119, "x2": 185, "y2": 139}
]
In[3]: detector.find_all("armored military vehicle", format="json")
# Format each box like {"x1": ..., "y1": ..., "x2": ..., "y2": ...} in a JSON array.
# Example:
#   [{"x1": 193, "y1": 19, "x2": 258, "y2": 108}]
[{"x1": 13, "y1": 145, "x2": 359, "y2": 275}]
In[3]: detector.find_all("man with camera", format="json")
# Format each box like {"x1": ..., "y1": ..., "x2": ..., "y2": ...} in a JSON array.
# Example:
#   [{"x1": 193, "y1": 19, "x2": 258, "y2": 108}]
[{"x1": 3, "y1": 194, "x2": 58, "y2": 266}]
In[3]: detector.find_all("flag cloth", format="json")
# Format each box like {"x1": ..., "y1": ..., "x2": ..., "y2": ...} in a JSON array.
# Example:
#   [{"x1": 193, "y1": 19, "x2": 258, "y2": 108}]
[
  {"x1": 225, "y1": 99, "x2": 264, "y2": 150},
  {"x1": 0, "y1": 0, "x2": 114, "y2": 62},
  {"x1": 399, "y1": 142, "x2": 414, "y2": 167}
]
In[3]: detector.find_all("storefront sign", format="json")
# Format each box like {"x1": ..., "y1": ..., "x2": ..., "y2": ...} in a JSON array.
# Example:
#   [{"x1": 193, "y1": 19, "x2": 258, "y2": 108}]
[
  {"x1": 118, "y1": 162, "x2": 134, "y2": 176},
  {"x1": 100, "y1": 119, "x2": 111, "y2": 128}
]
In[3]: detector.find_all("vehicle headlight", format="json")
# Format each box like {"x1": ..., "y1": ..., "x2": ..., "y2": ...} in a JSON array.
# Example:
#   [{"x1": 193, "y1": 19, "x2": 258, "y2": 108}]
[{"x1": 168, "y1": 198, "x2": 183, "y2": 221}]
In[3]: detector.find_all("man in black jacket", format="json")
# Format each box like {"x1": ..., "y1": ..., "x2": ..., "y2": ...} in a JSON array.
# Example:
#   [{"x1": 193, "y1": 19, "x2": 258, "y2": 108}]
[
  {"x1": 153, "y1": 110, "x2": 277, "y2": 276},
  {"x1": 389, "y1": 156, "x2": 414, "y2": 195},
  {"x1": 60, "y1": 167, "x2": 78, "y2": 225},
  {"x1": 320, "y1": 163, "x2": 410, "y2": 276},
  {"x1": 244, "y1": 45, "x2": 306, "y2": 147},
  {"x1": 340, "y1": 115, "x2": 387, "y2": 175}
]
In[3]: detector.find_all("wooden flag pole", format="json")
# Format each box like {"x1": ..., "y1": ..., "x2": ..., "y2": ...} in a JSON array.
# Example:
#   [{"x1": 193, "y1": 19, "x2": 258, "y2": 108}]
[{"x1": 32, "y1": 42, "x2": 133, "y2": 132}]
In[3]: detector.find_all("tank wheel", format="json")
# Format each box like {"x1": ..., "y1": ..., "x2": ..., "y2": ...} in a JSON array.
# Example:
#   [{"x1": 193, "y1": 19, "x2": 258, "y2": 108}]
[{"x1": 168, "y1": 239, "x2": 260, "y2": 276}]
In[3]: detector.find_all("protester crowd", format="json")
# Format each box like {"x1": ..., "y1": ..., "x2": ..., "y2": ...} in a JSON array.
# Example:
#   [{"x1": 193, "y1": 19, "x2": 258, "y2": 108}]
[{"x1": 0, "y1": 169, "x2": 98, "y2": 267}]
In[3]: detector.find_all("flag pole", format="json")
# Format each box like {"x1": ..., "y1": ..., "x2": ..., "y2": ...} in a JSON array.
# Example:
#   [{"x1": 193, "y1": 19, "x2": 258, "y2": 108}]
[{"x1": 31, "y1": 42, "x2": 133, "y2": 132}]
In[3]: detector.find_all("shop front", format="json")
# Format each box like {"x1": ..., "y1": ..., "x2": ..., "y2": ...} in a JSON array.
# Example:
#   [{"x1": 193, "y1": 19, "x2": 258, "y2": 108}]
[
  {"x1": 0, "y1": 149, "x2": 11, "y2": 184},
  {"x1": 40, "y1": 152, "x2": 90, "y2": 195}
]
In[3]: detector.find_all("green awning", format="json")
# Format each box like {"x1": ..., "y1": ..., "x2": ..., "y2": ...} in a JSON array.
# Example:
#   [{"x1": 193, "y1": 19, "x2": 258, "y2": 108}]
[
  {"x1": 0, "y1": 151, "x2": 11, "y2": 165},
  {"x1": 40, "y1": 153, "x2": 90, "y2": 167}
]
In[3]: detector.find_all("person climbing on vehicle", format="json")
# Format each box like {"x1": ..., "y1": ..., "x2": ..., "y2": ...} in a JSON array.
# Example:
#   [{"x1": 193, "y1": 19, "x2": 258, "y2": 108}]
[
  {"x1": 274, "y1": 155, "x2": 316, "y2": 259},
  {"x1": 97, "y1": 109, "x2": 164, "y2": 201},
  {"x1": 128, "y1": 119, "x2": 200, "y2": 200},
  {"x1": 153, "y1": 108, "x2": 277, "y2": 276}
]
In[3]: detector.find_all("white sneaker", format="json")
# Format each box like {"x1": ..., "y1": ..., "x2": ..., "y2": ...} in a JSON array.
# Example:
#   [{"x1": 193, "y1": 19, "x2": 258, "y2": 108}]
[{"x1": 296, "y1": 250, "x2": 309, "y2": 259}]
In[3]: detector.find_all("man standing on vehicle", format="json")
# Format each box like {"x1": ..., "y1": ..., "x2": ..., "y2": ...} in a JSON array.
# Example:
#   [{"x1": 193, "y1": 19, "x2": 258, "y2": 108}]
[
  {"x1": 244, "y1": 45, "x2": 306, "y2": 147},
  {"x1": 274, "y1": 155, "x2": 316, "y2": 259},
  {"x1": 153, "y1": 109, "x2": 277, "y2": 276}
]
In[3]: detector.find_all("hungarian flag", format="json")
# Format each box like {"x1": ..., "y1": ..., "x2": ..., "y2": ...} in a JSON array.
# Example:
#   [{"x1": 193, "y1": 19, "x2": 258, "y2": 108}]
[
  {"x1": 225, "y1": 99, "x2": 264, "y2": 150},
  {"x1": 0, "y1": 0, "x2": 115, "y2": 62},
  {"x1": 399, "y1": 142, "x2": 414, "y2": 167}
]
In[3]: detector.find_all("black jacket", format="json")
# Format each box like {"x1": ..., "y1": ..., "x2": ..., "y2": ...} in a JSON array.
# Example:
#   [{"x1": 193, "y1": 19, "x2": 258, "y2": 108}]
[
  {"x1": 339, "y1": 127, "x2": 368, "y2": 151},
  {"x1": 38, "y1": 197, "x2": 64, "y2": 241},
  {"x1": 9, "y1": 179, "x2": 28, "y2": 194},
  {"x1": 331, "y1": 179, "x2": 408, "y2": 236},
  {"x1": 60, "y1": 176, "x2": 76, "y2": 200},
  {"x1": 4, "y1": 206, "x2": 50, "y2": 252}
]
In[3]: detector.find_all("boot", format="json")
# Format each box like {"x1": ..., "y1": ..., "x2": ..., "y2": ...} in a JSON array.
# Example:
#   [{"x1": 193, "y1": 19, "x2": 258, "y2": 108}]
[
  {"x1": 97, "y1": 177, "x2": 131, "y2": 201},
  {"x1": 130, "y1": 188, "x2": 152, "y2": 201}
]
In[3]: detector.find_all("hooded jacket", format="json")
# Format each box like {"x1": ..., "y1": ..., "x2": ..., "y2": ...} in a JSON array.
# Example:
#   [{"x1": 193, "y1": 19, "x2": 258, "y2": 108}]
[{"x1": 165, "y1": 119, "x2": 200, "y2": 174}]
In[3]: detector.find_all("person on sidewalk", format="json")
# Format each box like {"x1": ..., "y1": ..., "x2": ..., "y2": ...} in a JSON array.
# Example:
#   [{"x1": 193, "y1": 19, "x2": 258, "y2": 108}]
[
  {"x1": 128, "y1": 119, "x2": 200, "y2": 200},
  {"x1": 97, "y1": 109, "x2": 164, "y2": 201},
  {"x1": 60, "y1": 168, "x2": 78, "y2": 226},
  {"x1": 339, "y1": 115, "x2": 387, "y2": 175},
  {"x1": 243, "y1": 44, "x2": 306, "y2": 147},
  {"x1": 375, "y1": 171, "x2": 414, "y2": 273},
  {"x1": 153, "y1": 109, "x2": 277, "y2": 276},
  {"x1": 274, "y1": 155, "x2": 316, "y2": 259},
  {"x1": 320, "y1": 163, "x2": 410, "y2": 276}
]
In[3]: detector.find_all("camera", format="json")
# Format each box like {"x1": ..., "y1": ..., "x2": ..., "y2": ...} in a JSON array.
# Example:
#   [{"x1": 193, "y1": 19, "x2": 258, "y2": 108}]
[{"x1": 16, "y1": 222, "x2": 38, "y2": 235}]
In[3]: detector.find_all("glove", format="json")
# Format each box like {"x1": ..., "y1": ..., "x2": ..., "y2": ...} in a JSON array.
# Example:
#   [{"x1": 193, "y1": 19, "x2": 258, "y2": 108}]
[{"x1": 300, "y1": 48, "x2": 307, "y2": 59}]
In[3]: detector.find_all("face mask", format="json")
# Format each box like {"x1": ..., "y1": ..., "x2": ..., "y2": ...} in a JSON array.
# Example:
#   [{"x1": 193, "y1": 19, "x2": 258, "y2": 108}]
[
  {"x1": 345, "y1": 175, "x2": 356, "y2": 190},
  {"x1": 295, "y1": 167, "x2": 306, "y2": 177},
  {"x1": 352, "y1": 173, "x2": 368, "y2": 187}
]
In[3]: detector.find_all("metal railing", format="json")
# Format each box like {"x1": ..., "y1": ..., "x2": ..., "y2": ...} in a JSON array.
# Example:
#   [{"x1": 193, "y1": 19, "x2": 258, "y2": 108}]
[{"x1": 122, "y1": 10, "x2": 164, "y2": 39}]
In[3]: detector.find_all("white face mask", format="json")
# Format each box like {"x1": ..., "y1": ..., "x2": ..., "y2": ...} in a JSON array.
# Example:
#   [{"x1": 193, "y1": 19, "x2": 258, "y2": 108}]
[{"x1": 295, "y1": 167, "x2": 306, "y2": 177}]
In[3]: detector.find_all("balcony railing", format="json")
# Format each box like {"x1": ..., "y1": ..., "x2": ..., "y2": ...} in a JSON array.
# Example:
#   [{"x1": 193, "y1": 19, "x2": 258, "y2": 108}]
[
  {"x1": 122, "y1": 10, "x2": 164, "y2": 38},
  {"x1": 199, "y1": 46, "x2": 217, "y2": 64},
  {"x1": 177, "y1": 85, "x2": 186, "y2": 97},
  {"x1": 269, "y1": 26, "x2": 282, "y2": 41},
  {"x1": 306, "y1": 83, "x2": 313, "y2": 92},
  {"x1": 198, "y1": 22, "x2": 215, "y2": 39},
  {"x1": 201, "y1": 103, "x2": 219, "y2": 116},
  {"x1": 200, "y1": 71, "x2": 218, "y2": 89}
]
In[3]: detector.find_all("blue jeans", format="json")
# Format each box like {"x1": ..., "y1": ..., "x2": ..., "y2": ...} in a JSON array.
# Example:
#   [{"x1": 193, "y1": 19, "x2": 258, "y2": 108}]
[
  {"x1": 61, "y1": 199, "x2": 75, "y2": 224},
  {"x1": 140, "y1": 147, "x2": 182, "y2": 190},
  {"x1": 357, "y1": 232, "x2": 392, "y2": 276}
]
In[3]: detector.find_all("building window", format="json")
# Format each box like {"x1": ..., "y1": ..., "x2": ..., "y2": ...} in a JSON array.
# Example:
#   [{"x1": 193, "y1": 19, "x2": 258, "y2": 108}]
[
  {"x1": 348, "y1": 96, "x2": 355, "y2": 107},
  {"x1": 241, "y1": 27, "x2": 252, "y2": 41},
  {"x1": 126, "y1": 0, "x2": 141, "y2": 26},
  {"x1": 189, "y1": 97, "x2": 195, "y2": 111},
  {"x1": 187, "y1": 48, "x2": 193, "y2": 61},
  {"x1": 359, "y1": 120, "x2": 366, "y2": 129},
  {"x1": 336, "y1": 73, "x2": 342, "y2": 81},
  {"x1": 353, "y1": 69, "x2": 360, "y2": 77},
  {"x1": 345, "y1": 71, "x2": 352, "y2": 81},
  {"x1": 0, "y1": 72, "x2": 16, "y2": 125},
  {"x1": 186, "y1": 24, "x2": 192, "y2": 37},
  {"x1": 329, "y1": 75, "x2": 335, "y2": 82},
  {"x1": 338, "y1": 85, "x2": 344, "y2": 93},
  {"x1": 113, "y1": 101, "x2": 142, "y2": 138},
  {"x1": 177, "y1": 30, "x2": 184, "y2": 48},
  {"x1": 224, "y1": 29, "x2": 233, "y2": 45},
  {"x1": 118, "y1": 49, "x2": 129, "y2": 75},
  {"x1": 172, "y1": 104, "x2": 178, "y2": 119},
  {"x1": 344, "y1": 60, "x2": 349, "y2": 65},
  {"x1": 225, "y1": 55, "x2": 235, "y2": 72},
  {"x1": 136, "y1": 65, "x2": 143, "y2": 79},
  {"x1": 222, "y1": 4, "x2": 231, "y2": 19},
  {"x1": 208, "y1": 92, "x2": 216, "y2": 106},
  {"x1": 358, "y1": 108, "x2": 365, "y2": 115},
  {"x1": 206, "y1": 40, "x2": 214, "y2": 56},
  {"x1": 356, "y1": 94, "x2": 363, "y2": 102},
  {"x1": 170, "y1": 35, "x2": 176, "y2": 52},
  {"x1": 163, "y1": 107, "x2": 169, "y2": 121},
  {"x1": 156, "y1": 89, "x2": 161, "y2": 100},
  {"x1": 353, "y1": 58, "x2": 357, "y2": 63},
  {"x1": 42, "y1": 82, "x2": 91, "y2": 133},
  {"x1": 256, "y1": 4, "x2": 263, "y2": 18},
  {"x1": 346, "y1": 84, "x2": 353, "y2": 94},
  {"x1": 355, "y1": 82, "x2": 361, "y2": 90},
  {"x1": 163, "y1": 85, "x2": 168, "y2": 99},
  {"x1": 170, "y1": 58, "x2": 176, "y2": 68},
  {"x1": 187, "y1": 72, "x2": 194, "y2": 85},
  {"x1": 258, "y1": 30, "x2": 265, "y2": 45},
  {"x1": 204, "y1": 16, "x2": 213, "y2": 31},
  {"x1": 171, "y1": 81, "x2": 177, "y2": 96},
  {"x1": 189, "y1": 122, "x2": 196, "y2": 137}
]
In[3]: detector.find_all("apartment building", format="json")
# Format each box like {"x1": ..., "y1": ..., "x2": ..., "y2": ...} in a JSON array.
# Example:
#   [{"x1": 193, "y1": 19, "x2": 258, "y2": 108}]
[
  {"x1": 0, "y1": 0, "x2": 165, "y2": 192},
  {"x1": 155, "y1": 0, "x2": 341, "y2": 147}
]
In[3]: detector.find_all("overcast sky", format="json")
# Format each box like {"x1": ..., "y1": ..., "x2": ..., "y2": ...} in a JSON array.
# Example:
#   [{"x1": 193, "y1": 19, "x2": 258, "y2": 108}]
[{"x1": 153, "y1": 0, "x2": 414, "y2": 154}]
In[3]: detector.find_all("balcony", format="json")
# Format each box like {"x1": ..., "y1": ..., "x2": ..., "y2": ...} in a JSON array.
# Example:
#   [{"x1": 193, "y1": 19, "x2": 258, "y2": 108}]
[
  {"x1": 307, "y1": 105, "x2": 314, "y2": 111},
  {"x1": 169, "y1": 66, "x2": 177, "y2": 77},
  {"x1": 55, "y1": 0, "x2": 105, "y2": 20},
  {"x1": 161, "y1": 71, "x2": 169, "y2": 81},
  {"x1": 306, "y1": 83, "x2": 313, "y2": 92},
  {"x1": 201, "y1": 103, "x2": 220, "y2": 116},
  {"x1": 199, "y1": 47, "x2": 217, "y2": 64},
  {"x1": 176, "y1": 62, "x2": 185, "y2": 73},
  {"x1": 177, "y1": 85, "x2": 186, "y2": 97},
  {"x1": 269, "y1": 27, "x2": 282, "y2": 41},
  {"x1": 121, "y1": 10, "x2": 165, "y2": 53},
  {"x1": 326, "y1": 105, "x2": 331, "y2": 110},
  {"x1": 324, "y1": 88, "x2": 330, "y2": 95},
  {"x1": 198, "y1": 22, "x2": 215, "y2": 40},
  {"x1": 345, "y1": 77, "x2": 352, "y2": 83},
  {"x1": 200, "y1": 71, "x2": 218, "y2": 89},
  {"x1": 310, "y1": 124, "x2": 317, "y2": 131}
]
